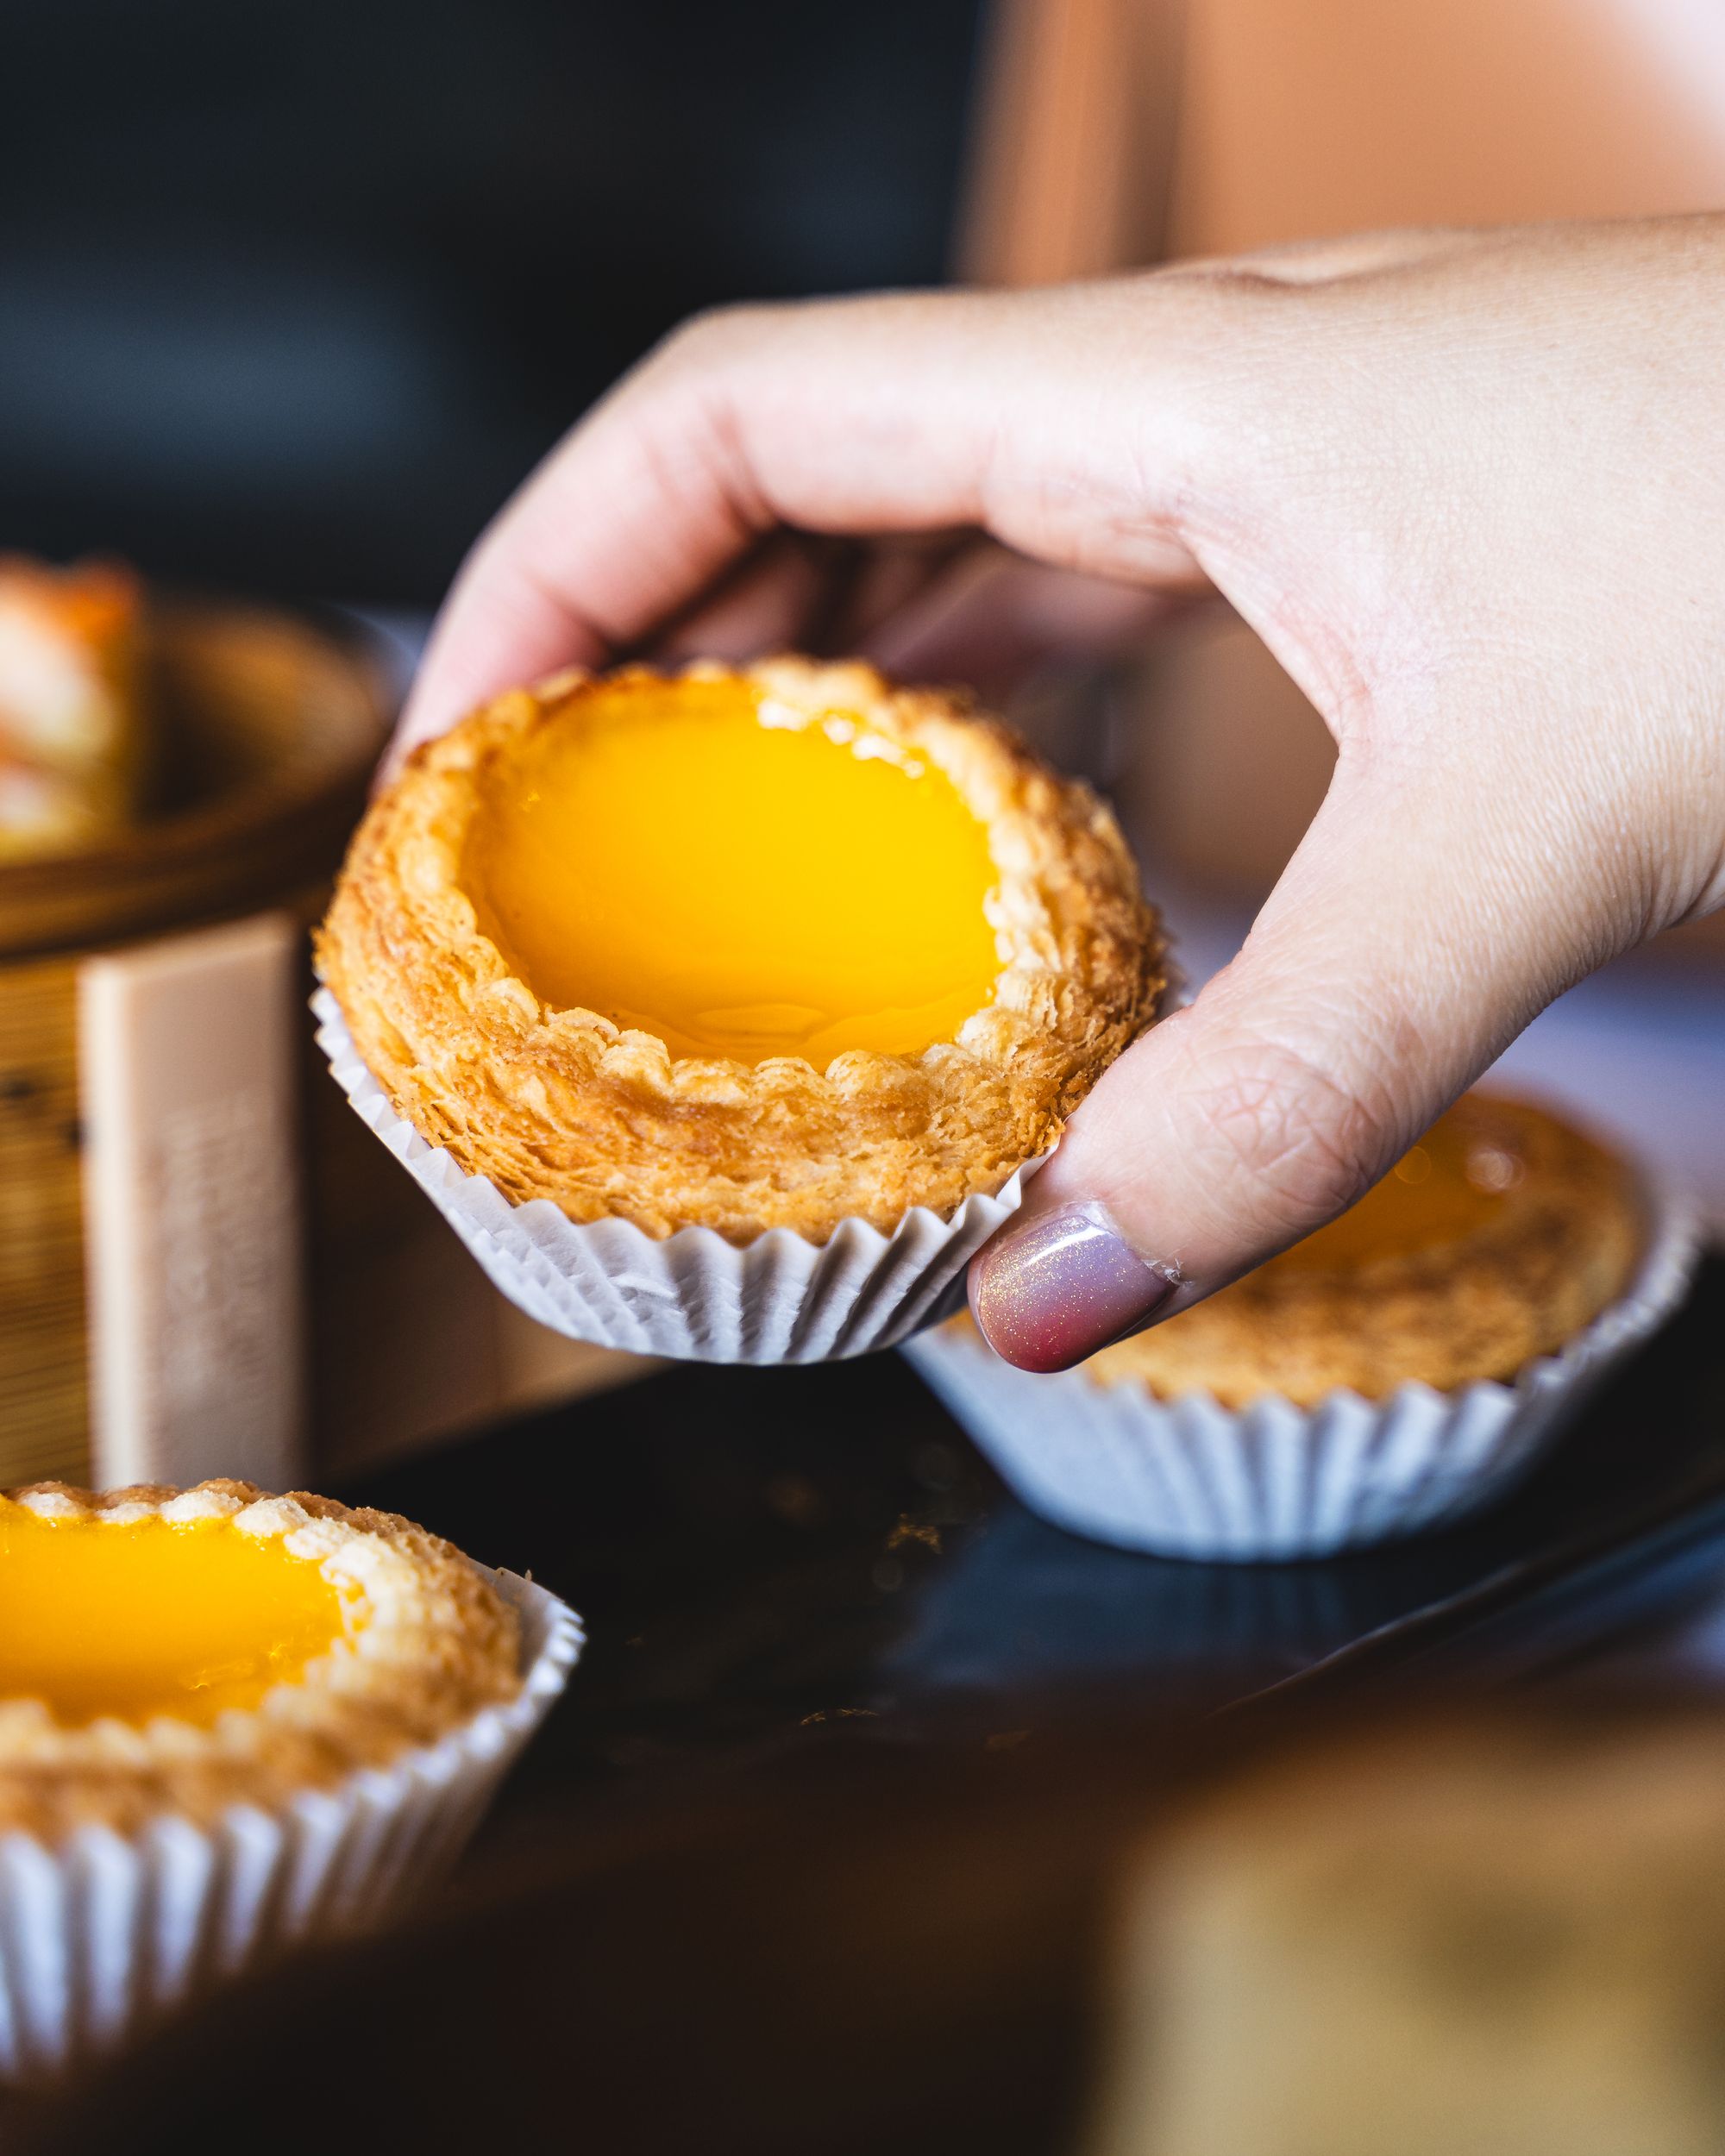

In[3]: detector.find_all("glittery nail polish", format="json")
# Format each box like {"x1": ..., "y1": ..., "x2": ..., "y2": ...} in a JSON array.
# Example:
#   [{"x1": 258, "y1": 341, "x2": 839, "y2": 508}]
[{"x1": 969, "y1": 1204, "x2": 1178, "y2": 1373}]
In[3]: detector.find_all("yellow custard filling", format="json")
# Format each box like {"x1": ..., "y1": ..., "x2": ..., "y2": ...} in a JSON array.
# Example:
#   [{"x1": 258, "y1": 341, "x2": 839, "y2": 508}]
[
  {"x1": 1275, "y1": 1104, "x2": 1521, "y2": 1275},
  {"x1": 461, "y1": 673, "x2": 1001, "y2": 1065},
  {"x1": 0, "y1": 1499, "x2": 355, "y2": 1729}
]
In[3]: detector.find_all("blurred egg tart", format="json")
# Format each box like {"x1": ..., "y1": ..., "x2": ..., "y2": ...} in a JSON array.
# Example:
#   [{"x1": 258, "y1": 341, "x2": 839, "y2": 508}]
[
  {"x1": 317, "y1": 657, "x2": 1164, "y2": 1242},
  {"x1": 1084, "y1": 1093, "x2": 1643, "y2": 1407},
  {"x1": 0, "y1": 556, "x2": 147, "y2": 862},
  {"x1": 0, "y1": 1481, "x2": 520, "y2": 1841}
]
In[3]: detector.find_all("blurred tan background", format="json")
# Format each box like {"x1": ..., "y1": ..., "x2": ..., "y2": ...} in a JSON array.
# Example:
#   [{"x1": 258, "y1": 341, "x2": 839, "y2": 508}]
[{"x1": 967, "y1": 0, "x2": 1725, "y2": 919}]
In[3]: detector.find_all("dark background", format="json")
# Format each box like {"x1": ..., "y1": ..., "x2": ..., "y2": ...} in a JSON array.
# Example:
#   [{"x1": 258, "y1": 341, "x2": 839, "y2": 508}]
[{"x1": 1, "y1": 0, "x2": 985, "y2": 600}]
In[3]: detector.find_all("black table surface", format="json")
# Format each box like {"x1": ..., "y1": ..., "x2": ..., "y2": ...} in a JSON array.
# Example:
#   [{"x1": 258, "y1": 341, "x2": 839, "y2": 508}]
[
  {"x1": 24, "y1": 1259, "x2": 1725, "y2": 2156},
  {"x1": 347, "y1": 1257, "x2": 1725, "y2": 1837}
]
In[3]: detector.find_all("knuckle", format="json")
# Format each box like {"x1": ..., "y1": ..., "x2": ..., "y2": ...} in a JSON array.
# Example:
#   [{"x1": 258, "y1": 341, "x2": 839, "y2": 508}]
[
  {"x1": 655, "y1": 301, "x2": 781, "y2": 374},
  {"x1": 1193, "y1": 1033, "x2": 1398, "y2": 1243}
]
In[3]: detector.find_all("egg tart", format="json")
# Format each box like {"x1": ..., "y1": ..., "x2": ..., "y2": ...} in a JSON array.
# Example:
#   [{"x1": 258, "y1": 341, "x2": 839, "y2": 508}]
[
  {"x1": 0, "y1": 1479, "x2": 523, "y2": 1843},
  {"x1": 1086, "y1": 1092, "x2": 1643, "y2": 1408},
  {"x1": 0, "y1": 555, "x2": 147, "y2": 862},
  {"x1": 317, "y1": 657, "x2": 1164, "y2": 1245},
  {"x1": 908, "y1": 1094, "x2": 1691, "y2": 1557}
]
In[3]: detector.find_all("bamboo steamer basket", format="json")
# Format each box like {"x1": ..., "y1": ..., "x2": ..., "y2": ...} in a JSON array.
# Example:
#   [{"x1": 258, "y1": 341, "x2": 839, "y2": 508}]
[{"x1": 0, "y1": 598, "x2": 386, "y2": 1487}]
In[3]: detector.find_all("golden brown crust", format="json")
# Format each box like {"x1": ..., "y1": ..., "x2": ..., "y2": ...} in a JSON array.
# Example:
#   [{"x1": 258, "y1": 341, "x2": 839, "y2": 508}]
[
  {"x1": 1084, "y1": 1094, "x2": 1645, "y2": 1406},
  {"x1": 317, "y1": 656, "x2": 1165, "y2": 1243},
  {"x1": 0, "y1": 1480, "x2": 522, "y2": 1844}
]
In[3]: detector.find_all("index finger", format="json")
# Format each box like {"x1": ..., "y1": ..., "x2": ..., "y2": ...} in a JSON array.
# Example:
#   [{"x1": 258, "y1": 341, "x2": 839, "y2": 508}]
[{"x1": 391, "y1": 281, "x2": 1214, "y2": 764}]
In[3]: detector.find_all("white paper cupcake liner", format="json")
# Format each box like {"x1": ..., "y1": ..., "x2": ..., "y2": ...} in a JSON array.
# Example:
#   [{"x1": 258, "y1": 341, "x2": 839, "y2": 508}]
[
  {"x1": 0, "y1": 1570, "x2": 580, "y2": 2082},
  {"x1": 312, "y1": 987, "x2": 1044, "y2": 1363},
  {"x1": 904, "y1": 1178, "x2": 1701, "y2": 1561}
]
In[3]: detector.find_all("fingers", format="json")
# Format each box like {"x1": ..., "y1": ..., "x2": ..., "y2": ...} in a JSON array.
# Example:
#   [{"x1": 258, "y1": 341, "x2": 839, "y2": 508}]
[
  {"x1": 392, "y1": 282, "x2": 1222, "y2": 762},
  {"x1": 862, "y1": 545, "x2": 1186, "y2": 700},
  {"x1": 969, "y1": 757, "x2": 1570, "y2": 1371},
  {"x1": 396, "y1": 296, "x2": 989, "y2": 761},
  {"x1": 660, "y1": 530, "x2": 1180, "y2": 705},
  {"x1": 651, "y1": 531, "x2": 858, "y2": 665},
  {"x1": 387, "y1": 222, "x2": 1495, "y2": 769},
  {"x1": 390, "y1": 325, "x2": 774, "y2": 766},
  {"x1": 658, "y1": 530, "x2": 979, "y2": 670}
]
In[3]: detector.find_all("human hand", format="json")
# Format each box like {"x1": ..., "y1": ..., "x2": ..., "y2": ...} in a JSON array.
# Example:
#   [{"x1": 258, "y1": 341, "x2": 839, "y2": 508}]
[{"x1": 397, "y1": 216, "x2": 1725, "y2": 1369}]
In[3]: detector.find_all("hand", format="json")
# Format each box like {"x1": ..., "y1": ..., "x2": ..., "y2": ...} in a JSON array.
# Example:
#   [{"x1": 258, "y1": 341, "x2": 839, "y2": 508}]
[{"x1": 397, "y1": 216, "x2": 1725, "y2": 1370}]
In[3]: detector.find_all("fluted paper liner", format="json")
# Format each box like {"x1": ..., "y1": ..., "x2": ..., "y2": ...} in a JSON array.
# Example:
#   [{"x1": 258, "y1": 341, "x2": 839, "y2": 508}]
[
  {"x1": 906, "y1": 1178, "x2": 1700, "y2": 1561},
  {"x1": 313, "y1": 987, "x2": 1044, "y2": 1363},
  {"x1": 0, "y1": 1570, "x2": 580, "y2": 2081}
]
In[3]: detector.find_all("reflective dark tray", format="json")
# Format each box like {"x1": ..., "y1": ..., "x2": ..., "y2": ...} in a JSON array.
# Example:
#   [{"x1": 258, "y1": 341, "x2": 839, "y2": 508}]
[
  {"x1": 25, "y1": 1259, "x2": 1725, "y2": 2156},
  {"x1": 365, "y1": 1256, "x2": 1725, "y2": 1773}
]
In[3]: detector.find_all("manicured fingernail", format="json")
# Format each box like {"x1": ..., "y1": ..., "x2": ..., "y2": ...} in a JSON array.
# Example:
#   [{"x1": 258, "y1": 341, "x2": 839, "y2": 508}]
[{"x1": 969, "y1": 1204, "x2": 1178, "y2": 1373}]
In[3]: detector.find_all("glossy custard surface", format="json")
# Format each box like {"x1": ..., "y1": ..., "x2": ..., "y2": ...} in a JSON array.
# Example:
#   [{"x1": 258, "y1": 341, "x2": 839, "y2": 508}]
[
  {"x1": 1274, "y1": 1106, "x2": 1521, "y2": 1275},
  {"x1": 0, "y1": 1501, "x2": 354, "y2": 1729},
  {"x1": 462, "y1": 674, "x2": 1000, "y2": 1064}
]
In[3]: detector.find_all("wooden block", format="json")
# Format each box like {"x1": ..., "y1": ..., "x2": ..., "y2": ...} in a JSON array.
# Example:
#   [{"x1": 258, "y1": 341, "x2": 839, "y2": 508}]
[{"x1": 79, "y1": 912, "x2": 305, "y2": 1490}]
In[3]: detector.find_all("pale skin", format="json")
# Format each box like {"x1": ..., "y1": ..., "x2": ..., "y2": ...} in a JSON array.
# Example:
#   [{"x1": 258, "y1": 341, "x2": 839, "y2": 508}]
[{"x1": 395, "y1": 216, "x2": 1725, "y2": 1371}]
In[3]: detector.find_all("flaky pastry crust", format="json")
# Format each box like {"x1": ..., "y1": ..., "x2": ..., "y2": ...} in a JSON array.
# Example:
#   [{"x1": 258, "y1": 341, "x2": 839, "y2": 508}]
[
  {"x1": 0, "y1": 1481, "x2": 521, "y2": 1844},
  {"x1": 1084, "y1": 1095, "x2": 1644, "y2": 1407},
  {"x1": 317, "y1": 657, "x2": 1165, "y2": 1242}
]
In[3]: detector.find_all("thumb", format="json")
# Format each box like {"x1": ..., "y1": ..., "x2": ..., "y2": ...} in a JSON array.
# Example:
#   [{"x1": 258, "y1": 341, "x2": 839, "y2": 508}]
[{"x1": 967, "y1": 763, "x2": 1574, "y2": 1371}]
